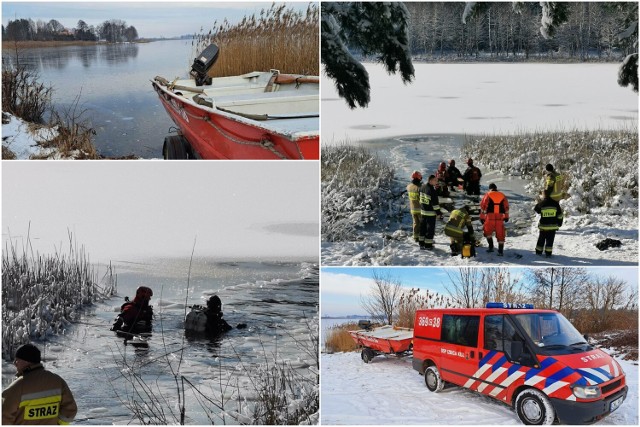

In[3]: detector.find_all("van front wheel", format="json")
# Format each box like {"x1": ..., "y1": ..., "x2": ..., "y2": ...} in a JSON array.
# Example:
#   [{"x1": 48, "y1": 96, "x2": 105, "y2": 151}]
[
  {"x1": 515, "y1": 389, "x2": 555, "y2": 425},
  {"x1": 424, "y1": 366, "x2": 445, "y2": 392}
]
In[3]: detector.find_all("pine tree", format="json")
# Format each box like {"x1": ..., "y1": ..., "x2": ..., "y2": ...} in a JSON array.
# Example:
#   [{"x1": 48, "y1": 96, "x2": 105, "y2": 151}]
[{"x1": 321, "y1": 2, "x2": 415, "y2": 108}]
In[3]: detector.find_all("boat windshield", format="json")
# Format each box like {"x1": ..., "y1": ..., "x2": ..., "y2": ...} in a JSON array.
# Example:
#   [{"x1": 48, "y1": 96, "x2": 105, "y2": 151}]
[{"x1": 513, "y1": 312, "x2": 590, "y2": 355}]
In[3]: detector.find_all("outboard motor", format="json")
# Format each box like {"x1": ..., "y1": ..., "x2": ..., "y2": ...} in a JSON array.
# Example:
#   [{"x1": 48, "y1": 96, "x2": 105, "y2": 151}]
[
  {"x1": 190, "y1": 44, "x2": 219, "y2": 86},
  {"x1": 358, "y1": 320, "x2": 372, "y2": 330}
]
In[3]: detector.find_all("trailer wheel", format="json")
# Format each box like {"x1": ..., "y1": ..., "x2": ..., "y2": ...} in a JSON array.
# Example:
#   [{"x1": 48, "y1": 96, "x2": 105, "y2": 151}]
[
  {"x1": 361, "y1": 348, "x2": 375, "y2": 363},
  {"x1": 515, "y1": 389, "x2": 555, "y2": 425},
  {"x1": 424, "y1": 366, "x2": 445, "y2": 392},
  {"x1": 163, "y1": 135, "x2": 189, "y2": 160}
]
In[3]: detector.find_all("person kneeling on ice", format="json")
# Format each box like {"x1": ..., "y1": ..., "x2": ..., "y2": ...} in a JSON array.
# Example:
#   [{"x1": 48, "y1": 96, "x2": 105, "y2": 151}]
[
  {"x1": 419, "y1": 175, "x2": 443, "y2": 250},
  {"x1": 534, "y1": 190, "x2": 564, "y2": 257},
  {"x1": 111, "y1": 286, "x2": 154, "y2": 333},
  {"x1": 185, "y1": 295, "x2": 246, "y2": 336},
  {"x1": 479, "y1": 183, "x2": 509, "y2": 256},
  {"x1": 444, "y1": 204, "x2": 475, "y2": 257},
  {"x1": 2, "y1": 343, "x2": 77, "y2": 425}
]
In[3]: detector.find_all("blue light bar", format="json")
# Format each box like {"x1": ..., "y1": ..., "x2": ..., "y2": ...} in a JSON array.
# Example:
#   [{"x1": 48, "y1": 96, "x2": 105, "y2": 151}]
[{"x1": 486, "y1": 302, "x2": 534, "y2": 309}]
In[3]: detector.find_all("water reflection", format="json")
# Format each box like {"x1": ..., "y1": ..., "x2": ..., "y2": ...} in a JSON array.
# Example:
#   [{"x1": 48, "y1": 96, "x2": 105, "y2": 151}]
[
  {"x1": 2, "y1": 44, "x2": 139, "y2": 71},
  {"x1": 1, "y1": 40, "x2": 192, "y2": 158}
]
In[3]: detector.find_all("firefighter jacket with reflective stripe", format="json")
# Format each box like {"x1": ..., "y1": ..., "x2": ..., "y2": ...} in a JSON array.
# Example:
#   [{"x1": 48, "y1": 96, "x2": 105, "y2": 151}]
[
  {"x1": 545, "y1": 170, "x2": 564, "y2": 201},
  {"x1": 407, "y1": 182, "x2": 421, "y2": 215},
  {"x1": 534, "y1": 197, "x2": 564, "y2": 231},
  {"x1": 480, "y1": 190, "x2": 509, "y2": 221},
  {"x1": 2, "y1": 364, "x2": 77, "y2": 425},
  {"x1": 444, "y1": 209, "x2": 474, "y2": 239},
  {"x1": 419, "y1": 183, "x2": 442, "y2": 217}
]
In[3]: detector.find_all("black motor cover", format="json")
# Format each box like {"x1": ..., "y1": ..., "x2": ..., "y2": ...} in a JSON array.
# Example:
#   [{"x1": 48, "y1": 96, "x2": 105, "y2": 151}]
[{"x1": 191, "y1": 44, "x2": 219, "y2": 86}]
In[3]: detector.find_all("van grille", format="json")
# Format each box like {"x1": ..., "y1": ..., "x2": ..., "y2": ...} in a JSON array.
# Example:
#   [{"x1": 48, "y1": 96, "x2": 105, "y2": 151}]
[{"x1": 601, "y1": 379, "x2": 621, "y2": 395}]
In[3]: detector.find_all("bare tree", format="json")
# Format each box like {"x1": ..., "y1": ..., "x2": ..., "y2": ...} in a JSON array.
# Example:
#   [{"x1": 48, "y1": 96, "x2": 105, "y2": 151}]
[
  {"x1": 360, "y1": 270, "x2": 404, "y2": 325},
  {"x1": 525, "y1": 267, "x2": 588, "y2": 311},
  {"x1": 581, "y1": 275, "x2": 634, "y2": 331},
  {"x1": 444, "y1": 267, "x2": 482, "y2": 308}
]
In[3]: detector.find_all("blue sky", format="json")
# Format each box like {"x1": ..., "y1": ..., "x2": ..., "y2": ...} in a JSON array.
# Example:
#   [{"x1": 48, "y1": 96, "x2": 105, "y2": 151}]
[
  {"x1": 2, "y1": 1, "x2": 314, "y2": 39},
  {"x1": 321, "y1": 267, "x2": 639, "y2": 317}
]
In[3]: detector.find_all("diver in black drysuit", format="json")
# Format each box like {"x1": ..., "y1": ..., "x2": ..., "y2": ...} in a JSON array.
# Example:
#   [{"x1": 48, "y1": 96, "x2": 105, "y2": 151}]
[{"x1": 205, "y1": 295, "x2": 233, "y2": 335}]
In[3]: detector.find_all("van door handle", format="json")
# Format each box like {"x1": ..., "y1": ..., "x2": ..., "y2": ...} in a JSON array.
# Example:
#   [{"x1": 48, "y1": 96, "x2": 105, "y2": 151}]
[
  {"x1": 469, "y1": 351, "x2": 475, "y2": 359},
  {"x1": 479, "y1": 352, "x2": 483, "y2": 360}
]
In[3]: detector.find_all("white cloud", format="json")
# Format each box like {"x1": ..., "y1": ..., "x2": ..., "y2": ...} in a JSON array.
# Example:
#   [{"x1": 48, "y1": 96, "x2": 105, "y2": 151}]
[{"x1": 321, "y1": 272, "x2": 374, "y2": 298}]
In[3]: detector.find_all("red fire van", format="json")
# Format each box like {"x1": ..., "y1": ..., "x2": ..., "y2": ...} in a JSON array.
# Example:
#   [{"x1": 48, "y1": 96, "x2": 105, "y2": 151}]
[{"x1": 412, "y1": 303, "x2": 627, "y2": 425}]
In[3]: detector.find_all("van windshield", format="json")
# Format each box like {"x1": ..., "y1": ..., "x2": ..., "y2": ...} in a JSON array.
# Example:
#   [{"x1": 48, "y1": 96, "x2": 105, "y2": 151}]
[{"x1": 513, "y1": 312, "x2": 589, "y2": 354}]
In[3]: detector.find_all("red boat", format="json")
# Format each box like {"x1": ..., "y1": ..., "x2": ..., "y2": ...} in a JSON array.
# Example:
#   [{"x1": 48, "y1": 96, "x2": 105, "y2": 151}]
[
  {"x1": 349, "y1": 324, "x2": 414, "y2": 363},
  {"x1": 152, "y1": 45, "x2": 319, "y2": 160}
]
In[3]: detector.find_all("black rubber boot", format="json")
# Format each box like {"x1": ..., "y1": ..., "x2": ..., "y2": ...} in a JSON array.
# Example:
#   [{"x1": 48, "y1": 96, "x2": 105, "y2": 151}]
[
  {"x1": 486, "y1": 238, "x2": 494, "y2": 253},
  {"x1": 497, "y1": 243, "x2": 504, "y2": 256}
]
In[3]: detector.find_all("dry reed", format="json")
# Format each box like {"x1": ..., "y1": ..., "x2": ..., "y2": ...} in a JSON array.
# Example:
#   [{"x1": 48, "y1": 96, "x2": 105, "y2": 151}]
[
  {"x1": 324, "y1": 322, "x2": 361, "y2": 353},
  {"x1": 194, "y1": 3, "x2": 319, "y2": 77}
]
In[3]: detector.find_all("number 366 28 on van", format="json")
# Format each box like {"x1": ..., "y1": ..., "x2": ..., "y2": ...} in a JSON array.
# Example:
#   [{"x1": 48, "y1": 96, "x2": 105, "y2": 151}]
[{"x1": 412, "y1": 303, "x2": 627, "y2": 425}]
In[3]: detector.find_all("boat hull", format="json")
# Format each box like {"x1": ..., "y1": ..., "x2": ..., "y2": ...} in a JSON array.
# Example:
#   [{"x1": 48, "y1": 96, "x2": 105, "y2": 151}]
[
  {"x1": 349, "y1": 326, "x2": 413, "y2": 354},
  {"x1": 153, "y1": 82, "x2": 318, "y2": 160}
]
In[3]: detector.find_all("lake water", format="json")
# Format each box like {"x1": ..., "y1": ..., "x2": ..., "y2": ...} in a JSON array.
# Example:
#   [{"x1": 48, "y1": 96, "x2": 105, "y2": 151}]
[
  {"x1": 2, "y1": 40, "x2": 198, "y2": 158},
  {"x1": 1, "y1": 258, "x2": 319, "y2": 424}
]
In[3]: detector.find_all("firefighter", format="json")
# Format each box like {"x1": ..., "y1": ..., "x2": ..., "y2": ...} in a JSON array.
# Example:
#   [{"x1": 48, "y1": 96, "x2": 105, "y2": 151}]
[
  {"x1": 444, "y1": 204, "x2": 474, "y2": 256},
  {"x1": 544, "y1": 163, "x2": 564, "y2": 202},
  {"x1": 406, "y1": 171, "x2": 423, "y2": 244},
  {"x1": 2, "y1": 343, "x2": 77, "y2": 425},
  {"x1": 446, "y1": 159, "x2": 463, "y2": 191},
  {"x1": 463, "y1": 158, "x2": 482, "y2": 196},
  {"x1": 419, "y1": 175, "x2": 443, "y2": 249},
  {"x1": 479, "y1": 183, "x2": 509, "y2": 256},
  {"x1": 534, "y1": 190, "x2": 564, "y2": 257},
  {"x1": 435, "y1": 162, "x2": 450, "y2": 197},
  {"x1": 111, "y1": 286, "x2": 154, "y2": 333}
]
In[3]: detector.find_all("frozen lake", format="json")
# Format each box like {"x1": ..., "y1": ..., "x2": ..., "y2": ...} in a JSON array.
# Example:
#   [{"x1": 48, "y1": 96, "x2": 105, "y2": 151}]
[{"x1": 321, "y1": 62, "x2": 639, "y2": 143}]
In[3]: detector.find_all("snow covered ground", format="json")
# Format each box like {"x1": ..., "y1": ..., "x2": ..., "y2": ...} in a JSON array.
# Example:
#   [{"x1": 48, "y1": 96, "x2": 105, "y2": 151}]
[
  {"x1": 321, "y1": 64, "x2": 638, "y2": 266},
  {"x1": 321, "y1": 351, "x2": 638, "y2": 425},
  {"x1": 1, "y1": 113, "x2": 60, "y2": 159}
]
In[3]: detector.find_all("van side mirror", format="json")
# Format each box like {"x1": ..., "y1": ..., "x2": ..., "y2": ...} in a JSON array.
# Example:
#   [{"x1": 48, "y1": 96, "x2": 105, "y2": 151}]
[
  {"x1": 583, "y1": 334, "x2": 589, "y2": 342},
  {"x1": 510, "y1": 341, "x2": 523, "y2": 361}
]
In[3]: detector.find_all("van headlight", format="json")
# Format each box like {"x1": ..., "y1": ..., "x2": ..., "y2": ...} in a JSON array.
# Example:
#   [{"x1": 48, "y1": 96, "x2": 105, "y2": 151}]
[{"x1": 572, "y1": 385, "x2": 601, "y2": 399}]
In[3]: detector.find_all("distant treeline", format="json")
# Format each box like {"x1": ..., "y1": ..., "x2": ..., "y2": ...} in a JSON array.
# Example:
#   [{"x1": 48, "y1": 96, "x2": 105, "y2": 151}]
[
  {"x1": 406, "y1": 2, "x2": 637, "y2": 60},
  {"x1": 3, "y1": 18, "x2": 139, "y2": 43}
]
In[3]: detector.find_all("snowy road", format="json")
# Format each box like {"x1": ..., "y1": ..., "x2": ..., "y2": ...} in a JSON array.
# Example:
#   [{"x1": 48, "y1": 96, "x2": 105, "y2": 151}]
[{"x1": 321, "y1": 352, "x2": 638, "y2": 425}]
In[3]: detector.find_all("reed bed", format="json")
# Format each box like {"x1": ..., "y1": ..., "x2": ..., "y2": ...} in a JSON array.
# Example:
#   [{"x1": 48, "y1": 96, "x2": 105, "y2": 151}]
[
  {"x1": 463, "y1": 126, "x2": 638, "y2": 214},
  {"x1": 322, "y1": 144, "x2": 396, "y2": 242},
  {"x1": 194, "y1": 3, "x2": 319, "y2": 77},
  {"x1": 2, "y1": 232, "x2": 117, "y2": 359},
  {"x1": 323, "y1": 322, "x2": 362, "y2": 353}
]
